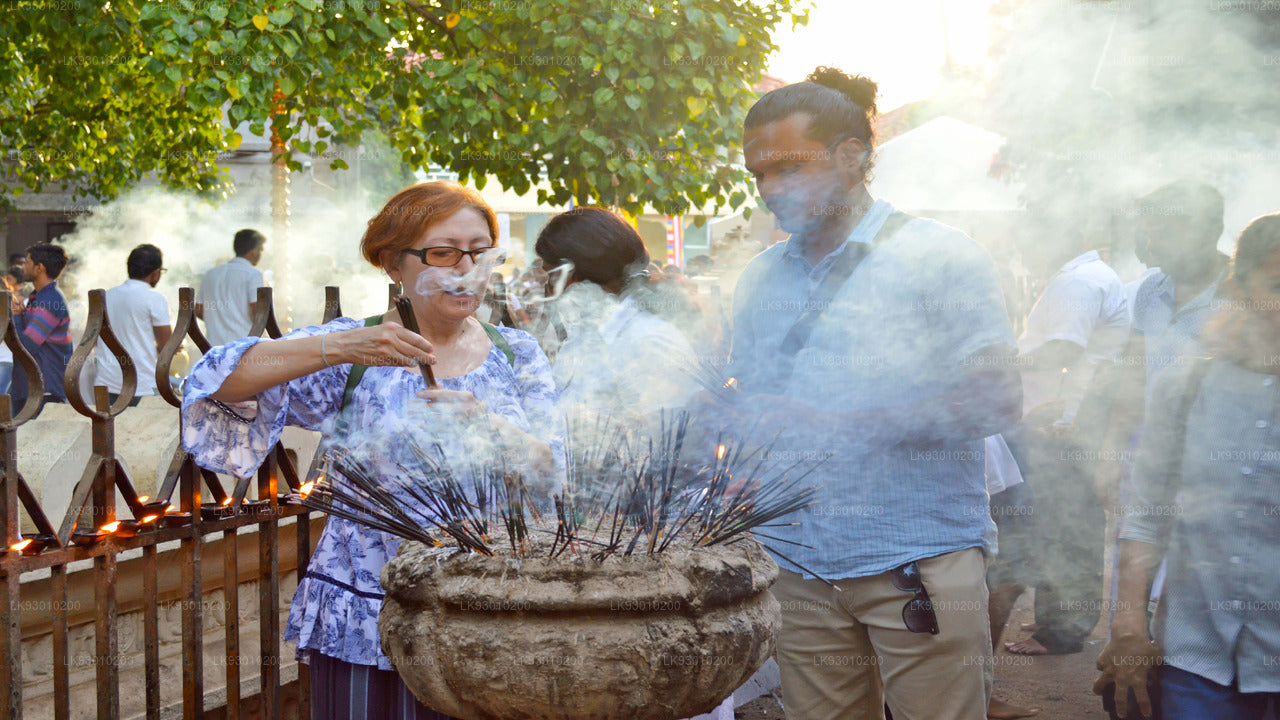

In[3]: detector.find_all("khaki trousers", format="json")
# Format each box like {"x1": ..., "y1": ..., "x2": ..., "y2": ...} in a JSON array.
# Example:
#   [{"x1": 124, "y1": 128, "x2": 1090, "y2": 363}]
[{"x1": 773, "y1": 548, "x2": 992, "y2": 720}]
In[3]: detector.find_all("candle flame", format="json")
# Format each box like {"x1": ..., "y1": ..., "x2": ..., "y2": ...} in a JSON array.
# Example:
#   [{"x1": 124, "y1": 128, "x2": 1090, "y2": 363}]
[
  {"x1": 164, "y1": 504, "x2": 176, "y2": 513},
  {"x1": 11, "y1": 539, "x2": 32, "y2": 551},
  {"x1": 102, "y1": 521, "x2": 121, "y2": 533},
  {"x1": 716, "y1": 445, "x2": 727, "y2": 460},
  {"x1": 300, "y1": 481, "x2": 316, "y2": 497},
  {"x1": 141, "y1": 515, "x2": 159, "y2": 523},
  {"x1": 221, "y1": 497, "x2": 232, "y2": 506},
  {"x1": 137, "y1": 495, "x2": 150, "y2": 503}
]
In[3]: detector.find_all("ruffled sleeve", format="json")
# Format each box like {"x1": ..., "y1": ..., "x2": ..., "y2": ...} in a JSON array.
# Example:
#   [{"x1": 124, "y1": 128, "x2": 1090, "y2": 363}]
[{"x1": 181, "y1": 318, "x2": 361, "y2": 478}]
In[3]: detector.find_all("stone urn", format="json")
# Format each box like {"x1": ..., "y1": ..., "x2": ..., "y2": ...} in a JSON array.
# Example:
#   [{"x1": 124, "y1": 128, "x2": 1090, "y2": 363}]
[{"x1": 379, "y1": 538, "x2": 781, "y2": 720}]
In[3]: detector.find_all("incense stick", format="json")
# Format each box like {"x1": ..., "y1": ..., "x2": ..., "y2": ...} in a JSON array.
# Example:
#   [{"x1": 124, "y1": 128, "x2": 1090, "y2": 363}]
[{"x1": 394, "y1": 295, "x2": 438, "y2": 388}]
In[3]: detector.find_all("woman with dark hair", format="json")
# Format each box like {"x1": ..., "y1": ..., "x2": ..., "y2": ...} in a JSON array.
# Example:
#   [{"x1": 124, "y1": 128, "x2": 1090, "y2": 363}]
[
  {"x1": 535, "y1": 207, "x2": 699, "y2": 417},
  {"x1": 1098, "y1": 213, "x2": 1280, "y2": 720},
  {"x1": 181, "y1": 181, "x2": 560, "y2": 720}
]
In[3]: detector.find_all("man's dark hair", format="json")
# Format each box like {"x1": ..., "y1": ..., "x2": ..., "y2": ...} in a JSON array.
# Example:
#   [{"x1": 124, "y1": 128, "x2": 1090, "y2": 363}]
[
  {"x1": 126, "y1": 243, "x2": 164, "y2": 280},
  {"x1": 1136, "y1": 180, "x2": 1224, "y2": 245},
  {"x1": 745, "y1": 67, "x2": 880, "y2": 175},
  {"x1": 233, "y1": 229, "x2": 266, "y2": 257},
  {"x1": 535, "y1": 207, "x2": 649, "y2": 294},
  {"x1": 27, "y1": 244, "x2": 68, "y2": 279}
]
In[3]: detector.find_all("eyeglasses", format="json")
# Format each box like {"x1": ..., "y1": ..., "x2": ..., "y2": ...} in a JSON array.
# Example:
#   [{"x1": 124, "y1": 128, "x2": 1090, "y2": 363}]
[
  {"x1": 889, "y1": 561, "x2": 939, "y2": 635},
  {"x1": 403, "y1": 246, "x2": 505, "y2": 268}
]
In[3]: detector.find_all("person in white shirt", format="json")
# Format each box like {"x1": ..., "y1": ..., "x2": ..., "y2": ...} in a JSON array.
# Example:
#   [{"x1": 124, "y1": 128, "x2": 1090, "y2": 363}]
[
  {"x1": 1002, "y1": 208, "x2": 1131, "y2": 660},
  {"x1": 196, "y1": 229, "x2": 265, "y2": 346},
  {"x1": 95, "y1": 244, "x2": 173, "y2": 404}
]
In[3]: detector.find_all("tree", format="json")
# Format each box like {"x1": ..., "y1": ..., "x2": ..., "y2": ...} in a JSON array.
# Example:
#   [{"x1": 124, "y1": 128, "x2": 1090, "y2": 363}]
[{"x1": 1, "y1": 0, "x2": 808, "y2": 216}]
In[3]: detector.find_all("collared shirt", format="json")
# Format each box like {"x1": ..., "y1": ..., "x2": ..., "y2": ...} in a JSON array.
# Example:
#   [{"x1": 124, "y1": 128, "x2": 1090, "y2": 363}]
[
  {"x1": 1121, "y1": 359, "x2": 1280, "y2": 692},
  {"x1": 728, "y1": 199, "x2": 1016, "y2": 580},
  {"x1": 1132, "y1": 270, "x2": 1223, "y2": 403},
  {"x1": 95, "y1": 279, "x2": 172, "y2": 395},
  {"x1": 1019, "y1": 250, "x2": 1130, "y2": 422},
  {"x1": 197, "y1": 257, "x2": 264, "y2": 346},
  {"x1": 11, "y1": 281, "x2": 73, "y2": 405},
  {"x1": 553, "y1": 287, "x2": 698, "y2": 415}
]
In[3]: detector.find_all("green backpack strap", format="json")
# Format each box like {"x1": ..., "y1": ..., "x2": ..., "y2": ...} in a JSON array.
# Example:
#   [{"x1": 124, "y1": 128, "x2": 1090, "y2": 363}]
[
  {"x1": 480, "y1": 320, "x2": 515, "y2": 366},
  {"x1": 339, "y1": 315, "x2": 383, "y2": 414}
]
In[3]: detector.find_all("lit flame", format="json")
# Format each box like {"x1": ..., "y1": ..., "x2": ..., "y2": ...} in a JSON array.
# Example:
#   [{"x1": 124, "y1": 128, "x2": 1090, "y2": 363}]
[
  {"x1": 141, "y1": 515, "x2": 159, "y2": 523},
  {"x1": 137, "y1": 495, "x2": 150, "y2": 503},
  {"x1": 716, "y1": 445, "x2": 727, "y2": 461},
  {"x1": 299, "y1": 481, "x2": 316, "y2": 497},
  {"x1": 11, "y1": 539, "x2": 32, "y2": 552},
  {"x1": 102, "y1": 521, "x2": 120, "y2": 533},
  {"x1": 164, "y1": 504, "x2": 176, "y2": 513},
  {"x1": 723, "y1": 377, "x2": 738, "y2": 390},
  {"x1": 221, "y1": 497, "x2": 232, "y2": 506}
]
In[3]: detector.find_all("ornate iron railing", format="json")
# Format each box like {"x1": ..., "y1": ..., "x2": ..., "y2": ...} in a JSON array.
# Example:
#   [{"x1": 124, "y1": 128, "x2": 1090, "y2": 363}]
[{"x1": 0, "y1": 284, "x2": 346, "y2": 720}]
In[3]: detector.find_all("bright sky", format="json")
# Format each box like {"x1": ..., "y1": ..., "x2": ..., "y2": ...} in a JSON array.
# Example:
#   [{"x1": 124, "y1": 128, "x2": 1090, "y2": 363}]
[{"x1": 767, "y1": 0, "x2": 998, "y2": 112}]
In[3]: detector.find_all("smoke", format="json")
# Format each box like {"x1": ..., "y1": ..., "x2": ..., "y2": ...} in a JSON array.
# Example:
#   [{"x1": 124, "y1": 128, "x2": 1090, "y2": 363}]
[
  {"x1": 410, "y1": 248, "x2": 507, "y2": 299},
  {"x1": 977, "y1": 0, "x2": 1280, "y2": 265},
  {"x1": 56, "y1": 185, "x2": 396, "y2": 346}
]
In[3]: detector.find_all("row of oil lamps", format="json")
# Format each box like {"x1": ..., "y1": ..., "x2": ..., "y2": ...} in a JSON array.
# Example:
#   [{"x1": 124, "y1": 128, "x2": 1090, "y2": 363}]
[{"x1": 6, "y1": 482, "x2": 317, "y2": 557}]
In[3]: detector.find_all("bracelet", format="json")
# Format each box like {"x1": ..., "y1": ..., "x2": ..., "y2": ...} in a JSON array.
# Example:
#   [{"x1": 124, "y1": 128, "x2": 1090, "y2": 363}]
[{"x1": 320, "y1": 333, "x2": 332, "y2": 368}]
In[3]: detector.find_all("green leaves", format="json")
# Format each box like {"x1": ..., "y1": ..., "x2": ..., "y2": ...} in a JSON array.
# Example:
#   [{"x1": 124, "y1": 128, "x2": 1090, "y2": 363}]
[{"x1": 0, "y1": 0, "x2": 805, "y2": 216}]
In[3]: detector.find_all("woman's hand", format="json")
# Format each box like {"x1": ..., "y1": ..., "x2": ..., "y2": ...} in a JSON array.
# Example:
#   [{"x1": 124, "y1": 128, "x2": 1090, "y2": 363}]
[
  {"x1": 331, "y1": 322, "x2": 436, "y2": 368},
  {"x1": 1093, "y1": 629, "x2": 1161, "y2": 718}
]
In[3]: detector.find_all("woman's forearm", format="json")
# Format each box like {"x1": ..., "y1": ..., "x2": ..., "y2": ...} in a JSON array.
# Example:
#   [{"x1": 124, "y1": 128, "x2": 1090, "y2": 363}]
[{"x1": 211, "y1": 335, "x2": 330, "y2": 403}]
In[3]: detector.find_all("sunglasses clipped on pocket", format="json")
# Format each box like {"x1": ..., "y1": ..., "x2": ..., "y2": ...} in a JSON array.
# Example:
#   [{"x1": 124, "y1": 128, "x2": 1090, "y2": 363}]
[{"x1": 889, "y1": 561, "x2": 940, "y2": 635}]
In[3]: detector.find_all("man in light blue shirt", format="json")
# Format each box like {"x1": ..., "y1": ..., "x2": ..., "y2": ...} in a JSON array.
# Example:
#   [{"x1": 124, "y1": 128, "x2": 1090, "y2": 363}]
[{"x1": 721, "y1": 68, "x2": 1020, "y2": 720}]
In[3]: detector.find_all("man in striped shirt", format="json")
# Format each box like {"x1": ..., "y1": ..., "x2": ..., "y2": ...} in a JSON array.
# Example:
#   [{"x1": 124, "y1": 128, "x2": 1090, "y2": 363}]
[{"x1": 9, "y1": 243, "x2": 73, "y2": 411}]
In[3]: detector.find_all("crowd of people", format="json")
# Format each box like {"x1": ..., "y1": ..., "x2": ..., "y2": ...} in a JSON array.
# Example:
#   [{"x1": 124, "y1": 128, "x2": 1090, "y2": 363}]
[{"x1": 3, "y1": 64, "x2": 1276, "y2": 720}]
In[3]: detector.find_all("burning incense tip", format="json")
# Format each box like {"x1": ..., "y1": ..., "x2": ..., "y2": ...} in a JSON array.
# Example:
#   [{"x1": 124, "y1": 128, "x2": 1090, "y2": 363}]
[
  {"x1": 300, "y1": 481, "x2": 317, "y2": 497},
  {"x1": 717, "y1": 445, "x2": 727, "y2": 460},
  {"x1": 723, "y1": 377, "x2": 737, "y2": 390}
]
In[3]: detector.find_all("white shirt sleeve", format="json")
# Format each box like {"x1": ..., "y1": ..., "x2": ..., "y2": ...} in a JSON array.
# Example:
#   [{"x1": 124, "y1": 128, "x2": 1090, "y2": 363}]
[
  {"x1": 1021, "y1": 275, "x2": 1102, "y2": 352},
  {"x1": 151, "y1": 291, "x2": 171, "y2": 327},
  {"x1": 244, "y1": 269, "x2": 264, "y2": 305}
]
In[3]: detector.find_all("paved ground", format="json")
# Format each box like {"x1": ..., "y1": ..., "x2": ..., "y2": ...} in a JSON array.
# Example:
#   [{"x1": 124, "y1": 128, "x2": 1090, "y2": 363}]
[{"x1": 733, "y1": 590, "x2": 1111, "y2": 719}]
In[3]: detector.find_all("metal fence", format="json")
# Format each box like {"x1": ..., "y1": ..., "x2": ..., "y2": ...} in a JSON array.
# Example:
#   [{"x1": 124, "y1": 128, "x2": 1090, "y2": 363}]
[{"x1": 0, "y1": 284, "x2": 346, "y2": 720}]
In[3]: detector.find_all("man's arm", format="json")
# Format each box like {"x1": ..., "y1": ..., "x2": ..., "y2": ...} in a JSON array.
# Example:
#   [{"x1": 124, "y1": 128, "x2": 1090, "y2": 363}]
[
  {"x1": 15, "y1": 298, "x2": 58, "y2": 347},
  {"x1": 153, "y1": 325, "x2": 173, "y2": 351},
  {"x1": 748, "y1": 343, "x2": 1022, "y2": 447},
  {"x1": 1020, "y1": 338, "x2": 1085, "y2": 373}
]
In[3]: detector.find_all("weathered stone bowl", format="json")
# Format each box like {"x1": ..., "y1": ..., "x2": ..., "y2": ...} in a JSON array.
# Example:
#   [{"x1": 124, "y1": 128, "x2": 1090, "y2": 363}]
[{"x1": 380, "y1": 538, "x2": 780, "y2": 720}]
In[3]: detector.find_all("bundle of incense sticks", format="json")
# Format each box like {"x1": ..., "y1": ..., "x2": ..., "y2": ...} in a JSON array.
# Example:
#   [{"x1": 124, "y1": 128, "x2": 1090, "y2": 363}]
[
  {"x1": 394, "y1": 295, "x2": 438, "y2": 388},
  {"x1": 687, "y1": 358, "x2": 741, "y2": 404},
  {"x1": 299, "y1": 411, "x2": 827, "y2": 577}
]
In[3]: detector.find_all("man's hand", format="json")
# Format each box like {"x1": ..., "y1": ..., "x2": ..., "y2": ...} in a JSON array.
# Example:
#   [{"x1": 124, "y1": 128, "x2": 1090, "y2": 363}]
[{"x1": 1094, "y1": 630, "x2": 1161, "y2": 719}]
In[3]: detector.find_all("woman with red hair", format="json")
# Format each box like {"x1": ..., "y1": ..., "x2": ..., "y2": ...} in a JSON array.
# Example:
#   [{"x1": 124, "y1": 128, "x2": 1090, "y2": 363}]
[{"x1": 181, "y1": 181, "x2": 561, "y2": 719}]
